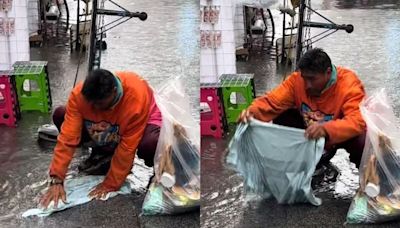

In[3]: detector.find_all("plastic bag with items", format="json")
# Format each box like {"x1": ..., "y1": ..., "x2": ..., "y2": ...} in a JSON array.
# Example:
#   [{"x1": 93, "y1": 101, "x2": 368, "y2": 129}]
[
  {"x1": 347, "y1": 89, "x2": 400, "y2": 224},
  {"x1": 141, "y1": 78, "x2": 200, "y2": 215},
  {"x1": 227, "y1": 118, "x2": 324, "y2": 206}
]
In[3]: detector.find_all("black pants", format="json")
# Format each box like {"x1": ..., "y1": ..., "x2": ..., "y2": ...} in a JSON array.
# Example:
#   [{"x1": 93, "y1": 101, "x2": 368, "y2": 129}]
[{"x1": 76, "y1": 124, "x2": 161, "y2": 175}]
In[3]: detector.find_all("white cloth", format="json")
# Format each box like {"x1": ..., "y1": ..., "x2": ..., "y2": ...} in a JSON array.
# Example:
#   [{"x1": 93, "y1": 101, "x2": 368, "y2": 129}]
[{"x1": 22, "y1": 175, "x2": 131, "y2": 217}]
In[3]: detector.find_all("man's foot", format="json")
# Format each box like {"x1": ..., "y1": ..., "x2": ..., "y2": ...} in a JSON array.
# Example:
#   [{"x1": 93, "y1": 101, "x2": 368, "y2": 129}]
[
  {"x1": 312, "y1": 162, "x2": 340, "y2": 189},
  {"x1": 78, "y1": 149, "x2": 113, "y2": 175}
]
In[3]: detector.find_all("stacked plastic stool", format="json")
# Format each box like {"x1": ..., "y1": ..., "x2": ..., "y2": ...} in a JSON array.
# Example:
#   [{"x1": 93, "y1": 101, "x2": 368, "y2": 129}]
[
  {"x1": 200, "y1": 82, "x2": 226, "y2": 138},
  {"x1": 219, "y1": 74, "x2": 255, "y2": 125},
  {"x1": 0, "y1": 72, "x2": 21, "y2": 127},
  {"x1": 12, "y1": 61, "x2": 52, "y2": 113}
]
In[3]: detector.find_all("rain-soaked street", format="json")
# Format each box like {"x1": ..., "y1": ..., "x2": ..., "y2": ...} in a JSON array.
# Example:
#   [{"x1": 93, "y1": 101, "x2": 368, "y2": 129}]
[
  {"x1": 2, "y1": 0, "x2": 400, "y2": 227},
  {"x1": 201, "y1": 0, "x2": 400, "y2": 227},
  {"x1": 0, "y1": 0, "x2": 199, "y2": 227}
]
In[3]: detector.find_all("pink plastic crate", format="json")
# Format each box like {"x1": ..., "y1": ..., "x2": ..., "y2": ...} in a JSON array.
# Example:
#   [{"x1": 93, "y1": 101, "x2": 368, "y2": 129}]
[
  {"x1": 200, "y1": 87, "x2": 224, "y2": 138},
  {"x1": 0, "y1": 75, "x2": 18, "y2": 127}
]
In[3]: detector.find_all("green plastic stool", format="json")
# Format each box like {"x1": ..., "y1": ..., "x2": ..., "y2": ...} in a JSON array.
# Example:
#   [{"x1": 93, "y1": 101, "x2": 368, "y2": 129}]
[
  {"x1": 219, "y1": 74, "x2": 255, "y2": 124},
  {"x1": 12, "y1": 61, "x2": 52, "y2": 113}
]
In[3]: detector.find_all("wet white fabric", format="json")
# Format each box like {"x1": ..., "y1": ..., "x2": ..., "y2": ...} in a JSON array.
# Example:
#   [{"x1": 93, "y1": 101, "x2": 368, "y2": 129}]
[
  {"x1": 22, "y1": 175, "x2": 131, "y2": 217},
  {"x1": 227, "y1": 118, "x2": 324, "y2": 206}
]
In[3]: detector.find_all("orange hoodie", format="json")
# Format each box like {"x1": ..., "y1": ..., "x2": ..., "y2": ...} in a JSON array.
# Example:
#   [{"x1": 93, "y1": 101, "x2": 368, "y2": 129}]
[
  {"x1": 248, "y1": 66, "x2": 366, "y2": 145},
  {"x1": 49, "y1": 71, "x2": 153, "y2": 190}
]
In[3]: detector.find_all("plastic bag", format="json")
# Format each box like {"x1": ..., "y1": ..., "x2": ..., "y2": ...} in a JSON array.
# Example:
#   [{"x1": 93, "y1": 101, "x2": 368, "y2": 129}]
[
  {"x1": 141, "y1": 78, "x2": 200, "y2": 215},
  {"x1": 227, "y1": 118, "x2": 324, "y2": 206},
  {"x1": 347, "y1": 89, "x2": 400, "y2": 224}
]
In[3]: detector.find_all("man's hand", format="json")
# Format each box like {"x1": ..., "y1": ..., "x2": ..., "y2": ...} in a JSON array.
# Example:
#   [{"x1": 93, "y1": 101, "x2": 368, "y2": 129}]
[
  {"x1": 39, "y1": 184, "x2": 67, "y2": 209},
  {"x1": 305, "y1": 123, "x2": 327, "y2": 139},
  {"x1": 237, "y1": 109, "x2": 253, "y2": 123},
  {"x1": 88, "y1": 183, "x2": 113, "y2": 200}
]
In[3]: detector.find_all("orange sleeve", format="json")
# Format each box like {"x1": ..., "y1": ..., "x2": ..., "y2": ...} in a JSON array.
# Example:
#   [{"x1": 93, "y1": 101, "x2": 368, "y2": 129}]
[
  {"x1": 323, "y1": 80, "x2": 366, "y2": 145},
  {"x1": 49, "y1": 90, "x2": 83, "y2": 180},
  {"x1": 102, "y1": 103, "x2": 150, "y2": 190},
  {"x1": 248, "y1": 73, "x2": 296, "y2": 122}
]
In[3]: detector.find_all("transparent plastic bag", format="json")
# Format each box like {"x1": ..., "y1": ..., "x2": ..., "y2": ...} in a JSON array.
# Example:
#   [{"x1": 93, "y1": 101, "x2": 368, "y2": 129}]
[
  {"x1": 141, "y1": 78, "x2": 200, "y2": 215},
  {"x1": 227, "y1": 118, "x2": 324, "y2": 206},
  {"x1": 347, "y1": 89, "x2": 400, "y2": 224}
]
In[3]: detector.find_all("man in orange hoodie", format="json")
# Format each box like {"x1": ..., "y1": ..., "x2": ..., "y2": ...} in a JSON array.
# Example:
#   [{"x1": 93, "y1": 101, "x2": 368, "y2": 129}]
[
  {"x1": 40, "y1": 69, "x2": 162, "y2": 208},
  {"x1": 239, "y1": 48, "x2": 366, "y2": 169}
]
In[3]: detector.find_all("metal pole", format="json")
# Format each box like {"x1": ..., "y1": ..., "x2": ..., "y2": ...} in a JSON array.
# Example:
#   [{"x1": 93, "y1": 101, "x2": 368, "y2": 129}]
[
  {"x1": 295, "y1": 0, "x2": 306, "y2": 65},
  {"x1": 64, "y1": 0, "x2": 69, "y2": 32},
  {"x1": 96, "y1": 9, "x2": 147, "y2": 19},
  {"x1": 303, "y1": 21, "x2": 353, "y2": 33},
  {"x1": 76, "y1": 0, "x2": 80, "y2": 50},
  {"x1": 38, "y1": 0, "x2": 42, "y2": 33},
  {"x1": 281, "y1": 0, "x2": 286, "y2": 63},
  {"x1": 86, "y1": 1, "x2": 148, "y2": 72},
  {"x1": 88, "y1": 0, "x2": 98, "y2": 72},
  {"x1": 267, "y1": 8, "x2": 275, "y2": 42}
]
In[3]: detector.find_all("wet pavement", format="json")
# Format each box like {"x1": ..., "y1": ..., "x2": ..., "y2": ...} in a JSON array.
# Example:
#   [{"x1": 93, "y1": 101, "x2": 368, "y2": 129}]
[
  {"x1": 201, "y1": 0, "x2": 400, "y2": 227},
  {"x1": 0, "y1": 0, "x2": 199, "y2": 227}
]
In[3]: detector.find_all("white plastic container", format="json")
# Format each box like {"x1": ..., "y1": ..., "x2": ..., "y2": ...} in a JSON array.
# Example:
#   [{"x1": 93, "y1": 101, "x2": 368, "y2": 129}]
[
  {"x1": 160, "y1": 172, "x2": 176, "y2": 188},
  {"x1": 365, "y1": 182, "x2": 380, "y2": 197}
]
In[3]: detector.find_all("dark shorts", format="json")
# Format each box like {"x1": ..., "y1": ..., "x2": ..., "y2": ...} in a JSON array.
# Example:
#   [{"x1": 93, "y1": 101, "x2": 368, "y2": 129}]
[
  {"x1": 273, "y1": 109, "x2": 366, "y2": 168},
  {"x1": 53, "y1": 106, "x2": 160, "y2": 175}
]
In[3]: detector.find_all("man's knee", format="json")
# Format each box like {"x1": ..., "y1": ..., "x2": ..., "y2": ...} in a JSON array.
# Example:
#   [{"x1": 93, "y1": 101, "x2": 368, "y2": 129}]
[
  {"x1": 52, "y1": 106, "x2": 66, "y2": 132},
  {"x1": 317, "y1": 132, "x2": 366, "y2": 168},
  {"x1": 340, "y1": 132, "x2": 366, "y2": 168},
  {"x1": 139, "y1": 127, "x2": 160, "y2": 151},
  {"x1": 137, "y1": 125, "x2": 161, "y2": 167}
]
